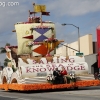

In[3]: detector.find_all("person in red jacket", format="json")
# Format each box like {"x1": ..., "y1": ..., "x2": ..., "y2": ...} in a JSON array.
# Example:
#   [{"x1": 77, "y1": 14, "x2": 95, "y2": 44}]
[{"x1": 60, "y1": 67, "x2": 67, "y2": 83}]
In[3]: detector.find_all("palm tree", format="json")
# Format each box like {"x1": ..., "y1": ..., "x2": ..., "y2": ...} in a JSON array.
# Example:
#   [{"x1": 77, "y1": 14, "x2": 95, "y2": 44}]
[
  {"x1": 5, "y1": 43, "x2": 10, "y2": 46},
  {"x1": 4, "y1": 58, "x2": 11, "y2": 66},
  {"x1": 0, "y1": 48, "x2": 6, "y2": 53},
  {"x1": 0, "y1": 43, "x2": 10, "y2": 54}
]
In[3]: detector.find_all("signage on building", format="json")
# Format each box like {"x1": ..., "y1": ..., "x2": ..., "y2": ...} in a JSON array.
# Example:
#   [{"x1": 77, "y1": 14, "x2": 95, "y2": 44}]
[{"x1": 76, "y1": 52, "x2": 84, "y2": 56}]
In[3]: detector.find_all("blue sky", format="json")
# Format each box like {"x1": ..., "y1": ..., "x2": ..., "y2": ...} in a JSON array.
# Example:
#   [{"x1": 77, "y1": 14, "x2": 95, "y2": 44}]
[{"x1": 0, "y1": 0, "x2": 100, "y2": 65}]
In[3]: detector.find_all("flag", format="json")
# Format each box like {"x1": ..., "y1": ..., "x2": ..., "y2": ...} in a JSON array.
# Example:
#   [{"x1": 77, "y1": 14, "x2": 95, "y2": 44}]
[
  {"x1": 29, "y1": 10, "x2": 36, "y2": 15},
  {"x1": 30, "y1": 12, "x2": 35, "y2": 15},
  {"x1": 34, "y1": 5, "x2": 46, "y2": 12},
  {"x1": 42, "y1": 12, "x2": 50, "y2": 16},
  {"x1": 23, "y1": 35, "x2": 33, "y2": 39},
  {"x1": 33, "y1": 44, "x2": 48, "y2": 56}
]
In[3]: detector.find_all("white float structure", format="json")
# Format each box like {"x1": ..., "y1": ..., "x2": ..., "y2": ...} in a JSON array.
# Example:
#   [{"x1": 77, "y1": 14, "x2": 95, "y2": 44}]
[{"x1": 0, "y1": 52, "x2": 89, "y2": 84}]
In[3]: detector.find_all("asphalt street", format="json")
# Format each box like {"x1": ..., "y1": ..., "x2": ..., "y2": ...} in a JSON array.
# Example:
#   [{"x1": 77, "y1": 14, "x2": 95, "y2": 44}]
[{"x1": 0, "y1": 86, "x2": 100, "y2": 100}]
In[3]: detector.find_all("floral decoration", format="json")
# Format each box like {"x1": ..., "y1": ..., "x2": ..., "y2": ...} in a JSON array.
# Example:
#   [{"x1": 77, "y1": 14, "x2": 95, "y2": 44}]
[{"x1": 0, "y1": 80, "x2": 100, "y2": 91}]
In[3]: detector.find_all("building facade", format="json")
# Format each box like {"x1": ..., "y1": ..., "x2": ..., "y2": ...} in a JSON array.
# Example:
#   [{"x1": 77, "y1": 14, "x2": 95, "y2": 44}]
[{"x1": 55, "y1": 34, "x2": 98, "y2": 74}]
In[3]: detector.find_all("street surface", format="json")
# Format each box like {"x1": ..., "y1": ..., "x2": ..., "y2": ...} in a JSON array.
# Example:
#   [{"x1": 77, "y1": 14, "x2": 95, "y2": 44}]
[{"x1": 0, "y1": 86, "x2": 100, "y2": 100}]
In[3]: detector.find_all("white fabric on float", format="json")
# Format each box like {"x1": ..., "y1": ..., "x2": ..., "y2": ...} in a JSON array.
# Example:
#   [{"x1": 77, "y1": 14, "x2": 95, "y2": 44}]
[
  {"x1": 18, "y1": 58, "x2": 28, "y2": 66},
  {"x1": 10, "y1": 70, "x2": 47, "y2": 84},
  {"x1": 17, "y1": 62, "x2": 88, "y2": 79},
  {"x1": 10, "y1": 70, "x2": 22, "y2": 84},
  {"x1": 2, "y1": 67, "x2": 13, "y2": 84}
]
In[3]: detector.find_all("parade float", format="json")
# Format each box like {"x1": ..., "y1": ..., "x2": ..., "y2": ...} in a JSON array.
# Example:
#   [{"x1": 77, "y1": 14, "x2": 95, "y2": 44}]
[{"x1": 0, "y1": 3, "x2": 100, "y2": 91}]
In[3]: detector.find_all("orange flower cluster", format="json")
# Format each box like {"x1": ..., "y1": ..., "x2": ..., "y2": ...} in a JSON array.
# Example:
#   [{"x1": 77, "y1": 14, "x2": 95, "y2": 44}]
[
  {"x1": 75, "y1": 80, "x2": 100, "y2": 87},
  {"x1": 0, "y1": 80, "x2": 100, "y2": 91},
  {"x1": 9, "y1": 83, "x2": 52, "y2": 91},
  {"x1": 0, "y1": 84, "x2": 9, "y2": 91},
  {"x1": 52, "y1": 84, "x2": 73, "y2": 89},
  {"x1": 0, "y1": 84, "x2": 4, "y2": 89},
  {"x1": 0, "y1": 83, "x2": 73, "y2": 91}
]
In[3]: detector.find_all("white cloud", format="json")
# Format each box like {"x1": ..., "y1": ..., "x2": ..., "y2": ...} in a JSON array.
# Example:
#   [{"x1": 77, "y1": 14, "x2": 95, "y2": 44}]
[
  {"x1": 55, "y1": 22, "x2": 78, "y2": 43},
  {"x1": 46, "y1": 0, "x2": 100, "y2": 16}
]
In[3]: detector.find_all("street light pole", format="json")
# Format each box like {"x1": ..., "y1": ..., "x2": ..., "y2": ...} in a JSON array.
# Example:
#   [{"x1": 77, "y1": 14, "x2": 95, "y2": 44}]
[
  {"x1": 78, "y1": 27, "x2": 80, "y2": 53},
  {"x1": 62, "y1": 23, "x2": 80, "y2": 52}
]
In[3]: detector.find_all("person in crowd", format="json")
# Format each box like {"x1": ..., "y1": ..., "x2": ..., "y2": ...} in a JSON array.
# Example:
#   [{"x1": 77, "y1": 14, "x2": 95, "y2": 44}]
[
  {"x1": 53, "y1": 68, "x2": 61, "y2": 84},
  {"x1": 97, "y1": 72, "x2": 100, "y2": 80},
  {"x1": 60, "y1": 67, "x2": 67, "y2": 83},
  {"x1": 94, "y1": 72, "x2": 98, "y2": 80}
]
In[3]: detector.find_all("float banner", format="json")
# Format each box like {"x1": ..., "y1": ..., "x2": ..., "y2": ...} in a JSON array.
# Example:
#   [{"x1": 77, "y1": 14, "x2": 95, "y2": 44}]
[{"x1": 19, "y1": 62, "x2": 88, "y2": 78}]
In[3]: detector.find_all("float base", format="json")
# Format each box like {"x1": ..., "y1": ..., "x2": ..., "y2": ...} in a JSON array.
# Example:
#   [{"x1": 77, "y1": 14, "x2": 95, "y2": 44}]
[{"x1": 0, "y1": 80, "x2": 100, "y2": 91}]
